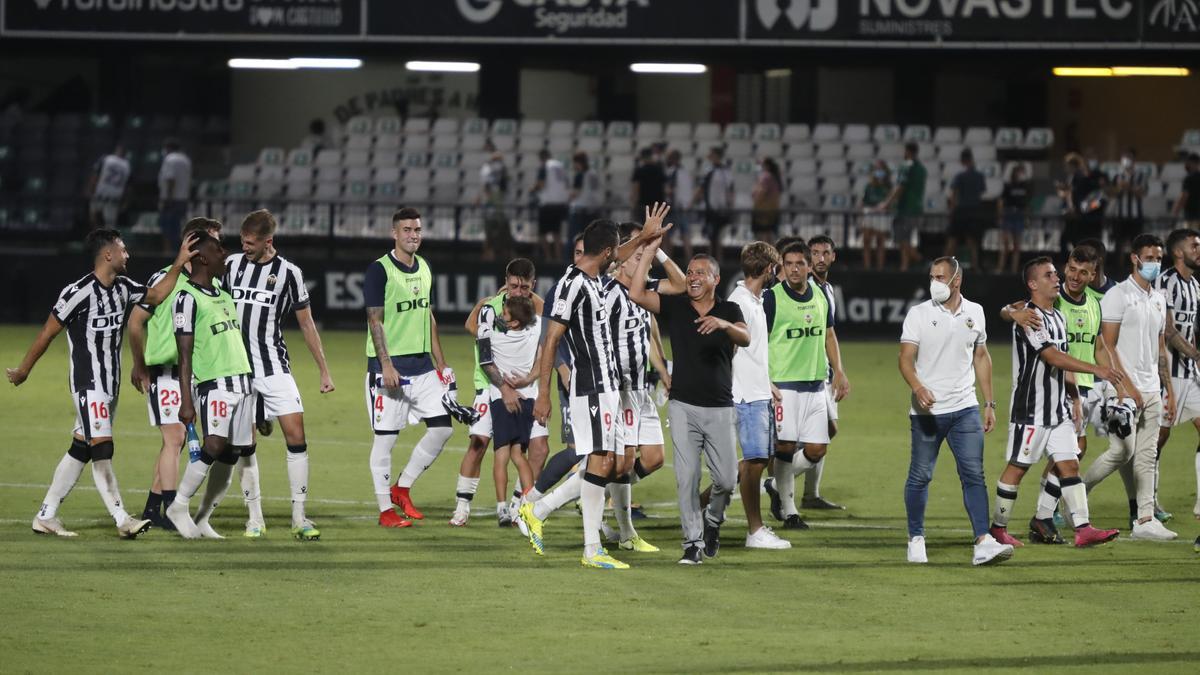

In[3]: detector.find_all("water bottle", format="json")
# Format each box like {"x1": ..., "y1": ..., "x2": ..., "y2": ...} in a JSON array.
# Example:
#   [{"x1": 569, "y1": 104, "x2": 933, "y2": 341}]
[{"x1": 186, "y1": 423, "x2": 202, "y2": 463}]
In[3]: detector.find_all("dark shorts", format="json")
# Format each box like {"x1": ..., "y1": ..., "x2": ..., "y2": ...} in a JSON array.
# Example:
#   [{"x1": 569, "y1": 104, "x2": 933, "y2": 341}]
[
  {"x1": 893, "y1": 215, "x2": 919, "y2": 242},
  {"x1": 1001, "y1": 212, "x2": 1025, "y2": 235},
  {"x1": 492, "y1": 398, "x2": 535, "y2": 449},
  {"x1": 538, "y1": 204, "x2": 569, "y2": 236},
  {"x1": 158, "y1": 200, "x2": 187, "y2": 245},
  {"x1": 949, "y1": 209, "x2": 984, "y2": 238}
]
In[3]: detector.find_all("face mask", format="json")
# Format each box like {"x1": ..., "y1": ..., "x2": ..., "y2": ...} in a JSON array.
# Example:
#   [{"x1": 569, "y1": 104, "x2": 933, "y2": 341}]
[
  {"x1": 873, "y1": 169, "x2": 886, "y2": 179},
  {"x1": 1087, "y1": 159, "x2": 1098, "y2": 170},
  {"x1": 1121, "y1": 157, "x2": 1133, "y2": 169},
  {"x1": 930, "y1": 259, "x2": 960, "y2": 303},
  {"x1": 1136, "y1": 258, "x2": 1161, "y2": 282}
]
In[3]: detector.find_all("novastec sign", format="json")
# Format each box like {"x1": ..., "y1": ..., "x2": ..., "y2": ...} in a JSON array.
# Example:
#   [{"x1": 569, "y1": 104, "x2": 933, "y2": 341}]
[
  {"x1": 746, "y1": 0, "x2": 1140, "y2": 43},
  {"x1": 366, "y1": 0, "x2": 741, "y2": 41},
  {"x1": 2, "y1": 0, "x2": 360, "y2": 36}
]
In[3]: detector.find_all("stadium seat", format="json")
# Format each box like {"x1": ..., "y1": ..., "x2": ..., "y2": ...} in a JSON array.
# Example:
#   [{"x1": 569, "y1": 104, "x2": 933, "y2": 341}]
[
  {"x1": 977, "y1": 161, "x2": 1002, "y2": 179},
  {"x1": 376, "y1": 116, "x2": 402, "y2": 135},
  {"x1": 821, "y1": 193, "x2": 853, "y2": 211},
  {"x1": 577, "y1": 120, "x2": 604, "y2": 139},
  {"x1": 375, "y1": 134, "x2": 401, "y2": 152},
  {"x1": 371, "y1": 152, "x2": 399, "y2": 169},
  {"x1": 845, "y1": 143, "x2": 873, "y2": 161},
  {"x1": 405, "y1": 167, "x2": 431, "y2": 184},
  {"x1": 432, "y1": 152, "x2": 459, "y2": 169},
  {"x1": 460, "y1": 117, "x2": 488, "y2": 137},
  {"x1": 259, "y1": 165, "x2": 284, "y2": 183},
  {"x1": 287, "y1": 148, "x2": 312, "y2": 167},
  {"x1": 345, "y1": 134, "x2": 372, "y2": 152},
  {"x1": 812, "y1": 124, "x2": 840, "y2": 143},
  {"x1": 520, "y1": 119, "x2": 547, "y2": 138},
  {"x1": 491, "y1": 135, "x2": 515, "y2": 152},
  {"x1": 723, "y1": 123, "x2": 751, "y2": 141},
  {"x1": 665, "y1": 122, "x2": 692, "y2": 142},
  {"x1": 933, "y1": 127, "x2": 962, "y2": 145},
  {"x1": 693, "y1": 123, "x2": 720, "y2": 142},
  {"x1": 873, "y1": 125, "x2": 901, "y2": 144},
  {"x1": 1023, "y1": 128, "x2": 1054, "y2": 150},
  {"x1": 607, "y1": 121, "x2": 634, "y2": 139},
  {"x1": 878, "y1": 143, "x2": 904, "y2": 161},
  {"x1": 577, "y1": 137, "x2": 603, "y2": 153},
  {"x1": 754, "y1": 123, "x2": 781, "y2": 142},
  {"x1": 345, "y1": 116, "x2": 372, "y2": 136},
  {"x1": 849, "y1": 160, "x2": 873, "y2": 177},
  {"x1": 994, "y1": 127, "x2": 1023, "y2": 149},
  {"x1": 983, "y1": 177, "x2": 1003, "y2": 199},
  {"x1": 432, "y1": 118, "x2": 459, "y2": 135},
  {"x1": 491, "y1": 118, "x2": 518, "y2": 137},
  {"x1": 313, "y1": 182, "x2": 341, "y2": 201},
  {"x1": 257, "y1": 147, "x2": 285, "y2": 166},
  {"x1": 608, "y1": 154, "x2": 635, "y2": 173},
  {"x1": 315, "y1": 149, "x2": 342, "y2": 168},
  {"x1": 229, "y1": 164, "x2": 256, "y2": 183},
  {"x1": 547, "y1": 137, "x2": 573, "y2": 154},
  {"x1": 789, "y1": 174, "x2": 819, "y2": 194},
  {"x1": 818, "y1": 159, "x2": 847, "y2": 177},
  {"x1": 970, "y1": 145, "x2": 997, "y2": 162},
  {"x1": 816, "y1": 143, "x2": 844, "y2": 160},
  {"x1": 315, "y1": 166, "x2": 342, "y2": 183},
  {"x1": 903, "y1": 125, "x2": 931, "y2": 144},
  {"x1": 432, "y1": 135, "x2": 459, "y2": 151},
  {"x1": 842, "y1": 125, "x2": 870, "y2": 144},
  {"x1": 344, "y1": 150, "x2": 369, "y2": 167},
  {"x1": 345, "y1": 166, "x2": 371, "y2": 183},
  {"x1": 405, "y1": 118, "x2": 431, "y2": 135},
  {"x1": 607, "y1": 137, "x2": 635, "y2": 155},
  {"x1": 635, "y1": 122, "x2": 662, "y2": 143},
  {"x1": 964, "y1": 127, "x2": 993, "y2": 146},
  {"x1": 755, "y1": 140, "x2": 783, "y2": 159},
  {"x1": 286, "y1": 166, "x2": 313, "y2": 183},
  {"x1": 782, "y1": 124, "x2": 811, "y2": 144},
  {"x1": 788, "y1": 158, "x2": 817, "y2": 176},
  {"x1": 1162, "y1": 162, "x2": 1187, "y2": 181},
  {"x1": 725, "y1": 140, "x2": 753, "y2": 159},
  {"x1": 821, "y1": 174, "x2": 851, "y2": 194},
  {"x1": 403, "y1": 135, "x2": 429, "y2": 153}
]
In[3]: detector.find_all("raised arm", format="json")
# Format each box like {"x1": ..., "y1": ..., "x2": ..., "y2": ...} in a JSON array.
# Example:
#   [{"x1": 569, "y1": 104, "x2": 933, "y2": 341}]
[
  {"x1": 129, "y1": 305, "x2": 152, "y2": 394},
  {"x1": 6, "y1": 314, "x2": 64, "y2": 386},
  {"x1": 143, "y1": 233, "x2": 200, "y2": 306},
  {"x1": 464, "y1": 295, "x2": 491, "y2": 334},
  {"x1": 653, "y1": 248, "x2": 688, "y2": 295},
  {"x1": 615, "y1": 202, "x2": 672, "y2": 266},
  {"x1": 629, "y1": 229, "x2": 666, "y2": 314},
  {"x1": 295, "y1": 306, "x2": 335, "y2": 393}
]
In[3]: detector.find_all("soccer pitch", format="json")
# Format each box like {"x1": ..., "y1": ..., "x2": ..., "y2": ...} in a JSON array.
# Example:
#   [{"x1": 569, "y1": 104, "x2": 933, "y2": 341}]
[{"x1": 2, "y1": 326, "x2": 1197, "y2": 673}]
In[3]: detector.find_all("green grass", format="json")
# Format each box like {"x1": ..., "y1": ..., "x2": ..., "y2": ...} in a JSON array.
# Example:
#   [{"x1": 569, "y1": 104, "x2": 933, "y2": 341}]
[{"x1": 1, "y1": 325, "x2": 1198, "y2": 673}]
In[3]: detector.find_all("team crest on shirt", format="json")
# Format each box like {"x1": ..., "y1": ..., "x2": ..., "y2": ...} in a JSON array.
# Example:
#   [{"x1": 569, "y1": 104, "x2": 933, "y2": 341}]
[
  {"x1": 1075, "y1": 316, "x2": 1084, "y2": 328},
  {"x1": 804, "y1": 313, "x2": 813, "y2": 324},
  {"x1": 164, "y1": 408, "x2": 173, "y2": 417},
  {"x1": 266, "y1": 274, "x2": 277, "y2": 288},
  {"x1": 411, "y1": 283, "x2": 422, "y2": 296},
  {"x1": 223, "y1": 307, "x2": 231, "y2": 317},
  {"x1": 174, "y1": 314, "x2": 185, "y2": 328},
  {"x1": 966, "y1": 318, "x2": 975, "y2": 329},
  {"x1": 93, "y1": 421, "x2": 101, "y2": 430},
  {"x1": 375, "y1": 414, "x2": 382, "y2": 423}
]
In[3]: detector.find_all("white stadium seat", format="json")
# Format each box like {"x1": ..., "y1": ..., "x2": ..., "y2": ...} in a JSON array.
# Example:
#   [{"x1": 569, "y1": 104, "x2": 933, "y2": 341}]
[
  {"x1": 903, "y1": 125, "x2": 931, "y2": 144},
  {"x1": 873, "y1": 125, "x2": 901, "y2": 144},
  {"x1": 995, "y1": 127, "x2": 1023, "y2": 149},
  {"x1": 933, "y1": 127, "x2": 961, "y2": 144},
  {"x1": 519, "y1": 119, "x2": 547, "y2": 137},
  {"x1": 665, "y1": 122, "x2": 692, "y2": 142},
  {"x1": 432, "y1": 118, "x2": 459, "y2": 135},
  {"x1": 963, "y1": 127, "x2": 993, "y2": 145},
  {"x1": 812, "y1": 124, "x2": 841, "y2": 143},
  {"x1": 404, "y1": 118, "x2": 431, "y2": 135},
  {"x1": 1023, "y1": 127, "x2": 1054, "y2": 150},
  {"x1": 842, "y1": 124, "x2": 870, "y2": 144},
  {"x1": 694, "y1": 123, "x2": 722, "y2": 142},
  {"x1": 548, "y1": 120, "x2": 574, "y2": 137},
  {"x1": 376, "y1": 116, "x2": 402, "y2": 135},
  {"x1": 314, "y1": 150, "x2": 341, "y2": 168},
  {"x1": 723, "y1": 123, "x2": 751, "y2": 141},
  {"x1": 754, "y1": 123, "x2": 781, "y2": 142},
  {"x1": 845, "y1": 143, "x2": 874, "y2": 161},
  {"x1": 782, "y1": 124, "x2": 811, "y2": 143},
  {"x1": 635, "y1": 121, "x2": 662, "y2": 142},
  {"x1": 816, "y1": 143, "x2": 844, "y2": 160}
]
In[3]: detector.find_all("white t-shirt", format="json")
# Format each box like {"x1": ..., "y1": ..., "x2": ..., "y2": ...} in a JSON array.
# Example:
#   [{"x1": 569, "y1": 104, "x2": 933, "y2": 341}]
[
  {"x1": 158, "y1": 151, "x2": 192, "y2": 201},
  {"x1": 538, "y1": 159, "x2": 570, "y2": 205},
  {"x1": 702, "y1": 163, "x2": 733, "y2": 210},
  {"x1": 669, "y1": 164, "x2": 694, "y2": 209},
  {"x1": 729, "y1": 281, "x2": 771, "y2": 404},
  {"x1": 479, "y1": 312, "x2": 541, "y2": 400},
  {"x1": 900, "y1": 297, "x2": 988, "y2": 415},
  {"x1": 1101, "y1": 276, "x2": 1167, "y2": 395},
  {"x1": 92, "y1": 154, "x2": 130, "y2": 200}
]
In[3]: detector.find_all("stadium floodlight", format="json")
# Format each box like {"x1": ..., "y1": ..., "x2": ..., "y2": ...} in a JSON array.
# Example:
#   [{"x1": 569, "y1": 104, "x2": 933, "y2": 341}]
[
  {"x1": 630, "y1": 63, "x2": 708, "y2": 75},
  {"x1": 228, "y1": 58, "x2": 362, "y2": 70},
  {"x1": 1053, "y1": 66, "x2": 1189, "y2": 77},
  {"x1": 405, "y1": 61, "x2": 482, "y2": 73}
]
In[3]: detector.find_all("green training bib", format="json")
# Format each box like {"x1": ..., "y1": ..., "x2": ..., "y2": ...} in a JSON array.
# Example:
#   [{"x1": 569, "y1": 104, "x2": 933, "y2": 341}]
[{"x1": 768, "y1": 282, "x2": 830, "y2": 383}]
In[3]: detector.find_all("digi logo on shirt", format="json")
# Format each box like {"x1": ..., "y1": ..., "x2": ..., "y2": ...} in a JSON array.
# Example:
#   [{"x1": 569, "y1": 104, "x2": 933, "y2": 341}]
[
  {"x1": 785, "y1": 326, "x2": 823, "y2": 338},
  {"x1": 90, "y1": 312, "x2": 124, "y2": 332},
  {"x1": 210, "y1": 319, "x2": 241, "y2": 335},
  {"x1": 395, "y1": 298, "x2": 431, "y2": 313},
  {"x1": 231, "y1": 288, "x2": 278, "y2": 307}
]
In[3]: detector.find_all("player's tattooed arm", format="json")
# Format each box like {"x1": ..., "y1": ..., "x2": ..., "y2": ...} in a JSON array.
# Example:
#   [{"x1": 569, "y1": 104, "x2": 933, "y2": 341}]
[
  {"x1": 1163, "y1": 316, "x2": 1200, "y2": 362},
  {"x1": 1160, "y1": 336, "x2": 1175, "y2": 425},
  {"x1": 367, "y1": 307, "x2": 400, "y2": 389},
  {"x1": 1000, "y1": 301, "x2": 1042, "y2": 329},
  {"x1": 6, "y1": 314, "x2": 64, "y2": 386},
  {"x1": 464, "y1": 296, "x2": 491, "y2": 334}
]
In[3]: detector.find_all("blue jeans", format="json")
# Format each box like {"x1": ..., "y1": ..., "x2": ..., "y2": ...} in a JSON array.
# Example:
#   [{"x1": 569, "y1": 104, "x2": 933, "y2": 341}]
[
  {"x1": 735, "y1": 400, "x2": 772, "y2": 461},
  {"x1": 905, "y1": 407, "x2": 989, "y2": 539}
]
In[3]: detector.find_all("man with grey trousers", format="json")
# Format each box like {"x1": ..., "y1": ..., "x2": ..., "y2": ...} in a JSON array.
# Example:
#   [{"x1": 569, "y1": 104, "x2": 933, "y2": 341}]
[{"x1": 630, "y1": 228, "x2": 750, "y2": 565}]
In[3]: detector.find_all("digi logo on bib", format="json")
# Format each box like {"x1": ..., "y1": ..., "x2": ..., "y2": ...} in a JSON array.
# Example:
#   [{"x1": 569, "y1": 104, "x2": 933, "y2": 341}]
[{"x1": 756, "y1": 0, "x2": 837, "y2": 32}]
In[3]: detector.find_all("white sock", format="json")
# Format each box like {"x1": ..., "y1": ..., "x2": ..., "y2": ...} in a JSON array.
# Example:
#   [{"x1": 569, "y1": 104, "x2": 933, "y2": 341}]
[
  {"x1": 177, "y1": 459, "x2": 212, "y2": 502},
  {"x1": 495, "y1": 501, "x2": 507, "y2": 516},
  {"x1": 608, "y1": 479, "x2": 635, "y2": 541},
  {"x1": 533, "y1": 471, "x2": 582, "y2": 521},
  {"x1": 397, "y1": 426, "x2": 453, "y2": 488},
  {"x1": 803, "y1": 457, "x2": 825, "y2": 499},
  {"x1": 239, "y1": 453, "x2": 264, "y2": 526},
  {"x1": 1035, "y1": 474, "x2": 1061, "y2": 520},
  {"x1": 791, "y1": 450, "x2": 818, "y2": 476},
  {"x1": 286, "y1": 450, "x2": 309, "y2": 525},
  {"x1": 91, "y1": 459, "x2": 131, "y2": 527},
  {"x1": 775, "y1": 455, "x2": 798, "y2": 517},
  {"x1": 1060, "y1": 478, "x2": 1090, "y2": 528},
  {"x1": 455, "y1": 474, "x2": 480, "y2": 510},
  {"x1": 369, "y1": 434, "x2": 397, "y2": 512},
  {"x1": 526, "y1": 487, "x2": 544, "y2": 503},
  {"x1": 195, "y1": 461, "x2": 234, "y2": 524},
  {"x1": 993, "y1": 481, "x2": 1019, "y2": 528},
  {"x1": 37, "y1": 454, "x2": 86, "y2": 520},
  {"x1": 581, "y1": 476, "x2": 606, "y2": 558}
]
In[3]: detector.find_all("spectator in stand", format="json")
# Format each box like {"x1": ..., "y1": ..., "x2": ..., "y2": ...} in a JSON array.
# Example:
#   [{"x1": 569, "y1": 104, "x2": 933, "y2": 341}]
[
  {"x1": 665, "y1": 149, "x2": 695, "y2": 260},
  {"x1": 696, "y1": 146, "x2": 734, "y2": 262},
  {"x1": 631, "y1": 146, "x2": 666, "y2": 212},
  {"x1": 157, "y1": 138, "x2": 192, "y2": 254},
  {"x1": 995, "y1": 163, "x2": 1030, "y2": 275},
  {"x1": 876, "y1": 142, "x2": 926, "y2": 272},
  {"x1": 533, "y1": 149, "x2": 570, "y2": 262},
  {"x1": 946, "y1": 148, "x2": 985, "y2": 270},
  {"x1": 86, "y1": 144, "x2": 130, "y2": 229},
  {"x1": 860, "y1": 159, "x2": 892, "y2": 270},
  {"x1": 1057, "y1": 152, "x2": 1105, "y2": 258},
  {"x1": 478, "y1": 143, "x2": 512, "y2": 262},
  {"x1": 301, "y1": 118, "x2": 330, "y2": 155},
  {"x1": 1110, "y1": 147, "x2": 1147, "y2": 259},
  {"x1": 751, "y1": 157, "x2": 783, "y2": 244},
  {"x1": 568, "y1": 151, "x2": 603, "y2": 260},
  {"x1": 1171, "y1": 153, "x2": 1200, "y2": 227}
]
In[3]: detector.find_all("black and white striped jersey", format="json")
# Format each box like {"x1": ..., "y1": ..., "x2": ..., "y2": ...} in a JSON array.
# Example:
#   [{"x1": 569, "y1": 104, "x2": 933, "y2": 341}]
[
  {"x1": 603, "y1": 276, "x2": 655, "y2": 391},
  {"x1": 548, "y1": 265, "x2": 619, "y2": 396},
  {"x1": 1156, "y1": 267, "x2": 1199, "y2": 379},
  {"x1": 223, "y1": 253, "x2": 310, "y2": 378},
  {"x1": 1010, "y1": 303, "x2": 1071, "y2": 427},
  {"x1": 51, "y1": 273, "x2": 147, "y2": 396}
]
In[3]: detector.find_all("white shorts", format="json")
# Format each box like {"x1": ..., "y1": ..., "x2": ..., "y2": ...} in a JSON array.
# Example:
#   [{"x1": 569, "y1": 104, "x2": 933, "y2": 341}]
[
  {"x1": 621, "y1": 388, "x2": 664, "y2": 448},
  {"x1": 467, "y1": 390, "x2": 548, "y2": 441},
  {"x1": 73, "y1": 390, "x2": 116, "y2": 441},
  {"x1": 1162, "y1": 377, "x2": 1200, "y2": 429},
  {"x1": 1006, "y1": 421, "x2": 1079, "y2": 467},
  {"x1": 254, "y1": 373, "x2": 304, "y2": 421},
  {"x1": 825, "y1": 384, "x2": 839, "y2": 422},
  {"x1": 570, "y1": 391, "x2": 624, "y2": 456},
  {"x1": 197, "y1": 386, "x2": 254, "y2": 446},
  {"x1": 365, "y1": 369, "x2": 448, "y2": 433},
  {"x1": 775, "y1": 387, "x2": 830, "y2": 445},
  {"x1": 146, "y1": 368, "x2": 183, "y2": 427}
]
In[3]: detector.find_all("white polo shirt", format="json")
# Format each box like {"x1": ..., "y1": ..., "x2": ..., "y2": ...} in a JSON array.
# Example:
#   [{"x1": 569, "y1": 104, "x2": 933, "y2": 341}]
[
  {"x1": 900, "y1": 297, "x2": 988, "y2": 415},
  {"x1": 158, "y1": 151, "x2": 192, "y2": 202},
  {"x1": 1101, "y1": 276, "x2": 1166, "y2": 395},
  {"x1": 729, "y1": 281, "x2": 771, "y2": 404}
]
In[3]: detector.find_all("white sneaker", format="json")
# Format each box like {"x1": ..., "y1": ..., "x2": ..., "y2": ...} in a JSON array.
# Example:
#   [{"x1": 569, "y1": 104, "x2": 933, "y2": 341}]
[
  {"x1": 972, "y1": 534, "x2": 1014, "y2": 566},
  {"x1": 449, "y1": 505, "x2": 470, "y2": 527},
  {"x1": 197, "y1": 520, "x2": 225, "y2": 539},
  {"x1": 600, "y1": 520, "x2": 619, "y2": 544},
  {"x1": 165, "y1": 500, "x2": 201, "y2": 539},
  {"x1": 907, "y1": 536, "x2": 928, "y2": 563},
  {"x1": 1130, "y1": 518, "x2": 1178, "y2": 541},
  {"x1": 745, "y1": 526, "x2": 792, "y2": 550},
  {"x1": 1193, "y1": 501, "x2": 1200, "y2": 520},
  {"x1": 117, "y1": 517, "x2": 152, "y2": 540},
  {"x1": 32, "y1": 516, "x2": 78, "y2": 538}
]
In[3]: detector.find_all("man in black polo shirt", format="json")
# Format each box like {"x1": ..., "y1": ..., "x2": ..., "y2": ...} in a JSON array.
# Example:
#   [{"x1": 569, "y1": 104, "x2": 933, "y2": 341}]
[{"x1": 630, "y1": 235, "x2": 750, "y2": 565}]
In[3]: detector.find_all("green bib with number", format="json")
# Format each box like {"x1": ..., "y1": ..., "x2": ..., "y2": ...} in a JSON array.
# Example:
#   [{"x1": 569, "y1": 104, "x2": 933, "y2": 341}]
[
  {"x1": 365, "y1": 254, "x2": 433, "y2": 358},
  {"x1": 179, "y1": 284, "x2": 251, "y2": 383},
  {"x1": 768, "y1": 282, "x2": 830, "y2": 383},
  {"x1": 1056, "y1": 292, "x2": 1102, "y2": 388},
  {"x1": 472, "y1": 293, "x2": 507, "y2": 391}
]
